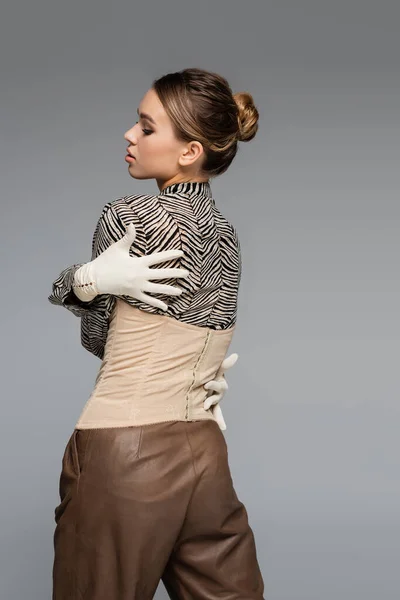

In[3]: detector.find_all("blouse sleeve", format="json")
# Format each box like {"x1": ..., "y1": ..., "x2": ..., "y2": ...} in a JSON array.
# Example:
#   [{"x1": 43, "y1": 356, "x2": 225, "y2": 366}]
[
  {"x1": 48, "y1": 198, "x2": 144, "y2": 359},
  {"x1": 47, "y1": 201, "x2": 114, "y2": 318}
]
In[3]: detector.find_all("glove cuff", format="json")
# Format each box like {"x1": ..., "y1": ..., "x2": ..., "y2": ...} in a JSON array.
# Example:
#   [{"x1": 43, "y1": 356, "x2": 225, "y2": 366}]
[{"x1": 72, "y1": 262, "x2": 98, "y2": 302}]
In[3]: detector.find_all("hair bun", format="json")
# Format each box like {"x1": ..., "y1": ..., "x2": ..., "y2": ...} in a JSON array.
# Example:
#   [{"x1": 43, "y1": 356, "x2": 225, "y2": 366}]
[{"x1": 233, "y1": 92, "x2": 259, "y2": 142}]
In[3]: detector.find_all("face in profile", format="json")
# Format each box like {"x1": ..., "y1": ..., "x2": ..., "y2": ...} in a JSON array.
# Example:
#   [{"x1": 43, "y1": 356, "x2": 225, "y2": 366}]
[{"x1": 124, "y1": 88, "x2": 205, "y2": 189}]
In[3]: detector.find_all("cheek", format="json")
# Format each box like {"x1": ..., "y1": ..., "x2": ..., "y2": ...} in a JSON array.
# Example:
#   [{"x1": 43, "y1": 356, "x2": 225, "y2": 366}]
[
  {"x1": 143, "y1": 135, "x2": 161, "y2": 152},
  {"x1": 146, "y1": 138, "x2": 172, "y2": 159}
]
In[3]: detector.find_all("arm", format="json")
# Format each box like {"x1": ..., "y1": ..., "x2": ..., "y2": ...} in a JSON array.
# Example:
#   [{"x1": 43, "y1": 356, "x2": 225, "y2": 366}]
[
  {"x1": 49, "y1": 198, "x2": 188, "y2": 358},
  {"x1": 47, "y1": 201, "x2": 115, "y2": 317}
]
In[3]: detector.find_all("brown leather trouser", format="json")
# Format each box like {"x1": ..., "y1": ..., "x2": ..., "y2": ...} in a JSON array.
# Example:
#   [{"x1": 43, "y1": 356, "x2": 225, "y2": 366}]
[{"x1": 52, "y1": 419, "x2": 265, "y2": 599}]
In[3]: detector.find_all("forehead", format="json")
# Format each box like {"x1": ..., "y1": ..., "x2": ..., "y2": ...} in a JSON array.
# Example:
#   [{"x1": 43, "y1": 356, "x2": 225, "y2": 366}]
[{"x1": 139, "y1": 88, "x2": 166, "y2": 125}]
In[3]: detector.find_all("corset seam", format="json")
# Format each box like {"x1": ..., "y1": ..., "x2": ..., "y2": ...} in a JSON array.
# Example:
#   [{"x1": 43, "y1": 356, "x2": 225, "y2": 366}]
[{"x1": 185, "y1": 329, "x2": 212, "y2": 421}]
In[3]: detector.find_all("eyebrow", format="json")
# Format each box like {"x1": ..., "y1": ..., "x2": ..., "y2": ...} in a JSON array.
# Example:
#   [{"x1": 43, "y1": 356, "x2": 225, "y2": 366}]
[{"x1": 136, "y1": 108, "x2": 156, "y2": 125}]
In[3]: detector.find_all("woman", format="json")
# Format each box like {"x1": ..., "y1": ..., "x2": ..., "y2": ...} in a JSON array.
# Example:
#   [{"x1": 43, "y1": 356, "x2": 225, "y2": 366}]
[{"x1": 49, "y1": 67, "x2": 264, "y2": 599}]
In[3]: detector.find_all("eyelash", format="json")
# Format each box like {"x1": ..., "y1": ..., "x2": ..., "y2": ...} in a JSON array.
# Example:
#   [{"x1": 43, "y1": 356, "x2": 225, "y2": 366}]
[{"x1": 135, "y1": 120, "x2": 153, "y2": 135}]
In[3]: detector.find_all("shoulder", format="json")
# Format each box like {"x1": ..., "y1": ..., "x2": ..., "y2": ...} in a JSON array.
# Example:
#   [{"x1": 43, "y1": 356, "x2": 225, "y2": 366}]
[
  {"x1": 95, "y1": 194, "x2": 153, "y2": 256},
  {"x1": 95, "y1": 195, "x2": 146, "y2": 229},
  {"x1": 212, "y1": 205, "x2": 241, "y2": 246},
  {"x1": 112, "y1": 191, "x2": 163, "y2": 209},
  {"x1": 104, "y1": 192, "x2": 163, "y2": 219},
  {"x1": 108, "y1": 192, "x2": 179, "y2": 239}
]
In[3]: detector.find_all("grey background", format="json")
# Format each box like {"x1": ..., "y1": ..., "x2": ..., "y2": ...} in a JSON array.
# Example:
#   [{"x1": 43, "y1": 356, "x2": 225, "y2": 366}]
[{"x1": 1, "y1": 1, "x2": 399, "y2": 598}]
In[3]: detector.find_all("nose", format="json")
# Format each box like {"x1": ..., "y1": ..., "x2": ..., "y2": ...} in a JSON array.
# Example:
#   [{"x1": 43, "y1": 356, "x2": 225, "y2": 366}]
[{"x1": 124, "y1": 126, "x2": 137, "y2": 144}]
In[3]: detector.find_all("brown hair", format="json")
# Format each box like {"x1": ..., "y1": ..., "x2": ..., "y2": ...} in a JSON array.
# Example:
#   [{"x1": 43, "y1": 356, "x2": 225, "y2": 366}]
[{"x1": 152, "y1": 67, "x2": 259, "y2": 178}]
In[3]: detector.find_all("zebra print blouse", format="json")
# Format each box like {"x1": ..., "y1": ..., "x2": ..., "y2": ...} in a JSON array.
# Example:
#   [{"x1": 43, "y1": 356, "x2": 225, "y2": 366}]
[{"x1": 48, "y1": 180, "x2": 242, "y2": 360}]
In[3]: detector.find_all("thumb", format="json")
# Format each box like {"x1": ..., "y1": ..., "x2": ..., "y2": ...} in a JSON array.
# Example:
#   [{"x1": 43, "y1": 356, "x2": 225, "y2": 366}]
[{"x1": 118, "y1": 223, "x2": 137, "y2": 248}]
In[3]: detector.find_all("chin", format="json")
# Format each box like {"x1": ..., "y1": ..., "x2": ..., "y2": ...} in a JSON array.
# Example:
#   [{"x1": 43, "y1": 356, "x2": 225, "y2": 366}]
[{"x1": 127, "y1": 171, "x2": 151, "y2": 181}]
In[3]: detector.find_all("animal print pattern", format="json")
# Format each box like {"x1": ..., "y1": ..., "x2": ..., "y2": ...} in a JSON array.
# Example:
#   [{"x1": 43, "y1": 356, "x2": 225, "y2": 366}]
[{"x1": 48, "y1": 181, "x2": 242, "y2": 359}]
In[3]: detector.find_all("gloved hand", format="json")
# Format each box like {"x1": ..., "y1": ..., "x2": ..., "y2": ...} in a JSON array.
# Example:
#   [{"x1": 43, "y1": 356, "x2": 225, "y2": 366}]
[
  {"x1": 203, "y1": 352, "x2": 238, "y2": 431},
  {"x1": 72, "y1": 223, "x2": 189, "y2": 311}
]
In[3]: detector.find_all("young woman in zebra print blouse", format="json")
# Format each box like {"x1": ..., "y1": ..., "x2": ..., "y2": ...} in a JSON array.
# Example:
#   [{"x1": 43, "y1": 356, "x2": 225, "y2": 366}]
[{"x1": 51, "y1": 68, "x2": 265, "y2": 599}]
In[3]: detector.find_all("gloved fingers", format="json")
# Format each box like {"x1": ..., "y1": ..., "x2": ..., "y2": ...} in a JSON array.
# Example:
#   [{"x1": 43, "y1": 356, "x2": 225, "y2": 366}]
[
  {"x1": 204, "y1": 379, "x2": 228, "y2": 393},
  {"x1": 204, "y1": 390, "x2": 224, "y2": 410},
  {"x1": 142, "y1": 249, "x2": 184, "y2": 266},
  {"x1": 141, "y1": 281, "x2": 183, "y2": 296},
  {"x1": 144, "y1": 267, "x2": 190, "y2": 280},
  {"x1": 221, "y1": 353, "x2": 239, "y2": 371},
  {"x1": 213, "y1": 352, "x2": 238, "y2": 380},
  {"x1": 204, "y1": 392, "x2": 222, "y2": 410},
  {"x1": 135, "y1": 291, "x2": 168, "y2": 311},
  {"x1": 212, "y1": 403, "x2": 227, "y2": 430}
]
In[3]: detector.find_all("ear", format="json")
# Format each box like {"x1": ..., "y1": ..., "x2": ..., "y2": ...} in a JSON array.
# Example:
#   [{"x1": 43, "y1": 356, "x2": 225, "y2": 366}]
[{"x1": 178, "y1": 141, "x2": 204, "y2": 168}]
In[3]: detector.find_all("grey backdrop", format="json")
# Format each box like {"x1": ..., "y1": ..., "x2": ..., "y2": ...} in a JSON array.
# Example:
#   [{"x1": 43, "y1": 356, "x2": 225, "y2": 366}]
[{"x1": 1, "y1": 1, "x2": 399, "y2": 598}]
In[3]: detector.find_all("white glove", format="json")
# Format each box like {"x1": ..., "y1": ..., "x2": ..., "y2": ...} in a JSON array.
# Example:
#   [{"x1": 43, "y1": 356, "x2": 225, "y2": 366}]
[
  {"x1": 73, "y1": 223, "x2": 189, "y2": 311},
  {"x1": 203, "y1": 353, "x2": 238, "y2": 430}
]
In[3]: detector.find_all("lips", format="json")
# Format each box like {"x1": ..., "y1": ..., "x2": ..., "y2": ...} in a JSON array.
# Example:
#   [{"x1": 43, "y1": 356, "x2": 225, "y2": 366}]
[{"x1": 126, "y1": 147, "x2": 135, "y2": 158}]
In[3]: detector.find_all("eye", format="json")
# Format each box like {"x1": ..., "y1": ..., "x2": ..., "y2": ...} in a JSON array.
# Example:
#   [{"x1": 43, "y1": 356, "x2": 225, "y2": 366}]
[{"x1": 135, "y1": 121, "x2": 153, "y2": 136}]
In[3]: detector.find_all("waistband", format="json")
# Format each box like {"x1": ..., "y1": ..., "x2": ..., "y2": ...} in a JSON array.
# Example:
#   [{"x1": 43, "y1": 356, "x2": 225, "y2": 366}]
[{"x1": 75, "y1": 299, "x2": 235, "y2": 429}]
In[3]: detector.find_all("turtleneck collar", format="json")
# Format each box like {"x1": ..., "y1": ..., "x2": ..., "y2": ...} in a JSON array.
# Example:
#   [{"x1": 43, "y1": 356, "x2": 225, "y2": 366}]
[{"x1": 159, "y1": 180, "x2": 213, "y2": 199}]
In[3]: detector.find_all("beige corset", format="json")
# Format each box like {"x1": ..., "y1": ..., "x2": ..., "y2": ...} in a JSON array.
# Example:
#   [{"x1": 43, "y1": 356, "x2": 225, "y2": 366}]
[{"x1": 75, "y1": 298, "x2": 236, "y2": 429}]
